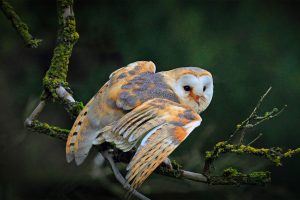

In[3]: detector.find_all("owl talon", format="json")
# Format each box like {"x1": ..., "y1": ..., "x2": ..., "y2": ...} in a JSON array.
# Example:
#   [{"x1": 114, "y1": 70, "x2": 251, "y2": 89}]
[{"x1": 162, "y1": 157, "x2": 173, "y2": 170}]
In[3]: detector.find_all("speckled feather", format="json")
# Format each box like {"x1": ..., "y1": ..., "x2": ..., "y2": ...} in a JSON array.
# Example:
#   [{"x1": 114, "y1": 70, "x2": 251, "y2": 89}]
[
  {"x1": 94, "y1": 98, "x2": 202, "y2": 189},
  {"x1": 66, "y1": 61, "x2": 179, "y2": 164},
  {"x1": 66, "y1": 60, "x2": 212, "y2": 189}
]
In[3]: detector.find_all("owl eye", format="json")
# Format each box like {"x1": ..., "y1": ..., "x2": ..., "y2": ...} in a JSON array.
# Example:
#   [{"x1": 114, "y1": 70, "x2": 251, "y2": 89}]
[
  {"x1": 203, "y1": 86, "x2": 207, "y2": 92},
  {"x1": 183, "y1": 85, "x2": 191, "y2": 91}
]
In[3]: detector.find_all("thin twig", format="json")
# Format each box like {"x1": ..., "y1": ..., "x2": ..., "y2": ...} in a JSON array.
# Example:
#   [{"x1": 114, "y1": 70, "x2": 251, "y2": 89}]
[
  {"x1": 102, "y1": 151, "x2": 151, "y2": 200},
  {"x1": 227, "y1": 87, "x2": 271, "y2": 143},
  {"x1": 238, "y1": 87, "x2": 272, "y2": 144},
  {"x1": 247, "y1": 133, "x2": 263, "y2": 146},
  {"x1": 0, "y1": 0, "x2": 42, "y2": 47},
  {"x1": 12, "y1": 0, "x2": 297, "y2": 194},
  {"x1": 249, "y1": 87, "x2": 272, "y2": 120},
  {"x1": 24, "y1": 100, "x2": 46, "y2": 127}
]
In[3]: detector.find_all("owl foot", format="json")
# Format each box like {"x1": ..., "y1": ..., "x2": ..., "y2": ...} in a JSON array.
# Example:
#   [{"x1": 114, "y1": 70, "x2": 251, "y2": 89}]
[{"x1": 162, "y1": 157, "x2": 173, "y2": 170}]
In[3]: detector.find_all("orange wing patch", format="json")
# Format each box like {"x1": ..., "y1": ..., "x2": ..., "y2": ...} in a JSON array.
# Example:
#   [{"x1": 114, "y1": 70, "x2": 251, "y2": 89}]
[
  {"x1": 107, "y1": 98, "x2": 202, "y2": 190},
  {"x1": 174, "y1": 126, "x2": 188, "y2": 142}
]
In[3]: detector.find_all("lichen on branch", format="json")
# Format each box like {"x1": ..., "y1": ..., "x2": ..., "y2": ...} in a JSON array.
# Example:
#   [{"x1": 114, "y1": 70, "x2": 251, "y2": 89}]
[
  {"x1": 26, "y1": 120, "x2": 69, "y2": 140},
  {"x1": 204, "y1": 141, "x2": 300, "y2": 174},
  {"x1": 0, "y1": 0, "x2": 42, "y2": 48},
  {"x1": 43, "y1": 44, "x2": 74, "y2": 99},
  {"x1": 8, "y1": 0, "x2": 297, "y2": 198},
  {"x1": 209, "y1": 167, "x2": 271, "y2": 185},
  {"x1": 43, "y1": 0, "x2": 79, "y2": 102}
]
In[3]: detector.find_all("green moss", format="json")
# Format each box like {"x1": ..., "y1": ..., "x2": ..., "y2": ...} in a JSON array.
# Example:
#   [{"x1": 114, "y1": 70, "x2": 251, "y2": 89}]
[
  {"x1": 210, "y1": 169, "x2": 271, "y2": 185},
  {"x1": 66, "y1": 101, "x2": 84, "y2": 118},
  {"x1": 27, "y1": 120, "x2": 69, "y2": 140},
  {"x1": 42, "y1": 17, "x2": 79, "y2": 100},
  {"x1": 205, "y1": 141, "x2": 291, "y2": 167},
  {"x1": 220, "y1": 168, "x2": 270, "y2": 185},
  {"x1": 43, "y1": 43, "x2": 73, "y2": 99},
  {"x1": 205, "y1": 141, "x2": 227, "y2": 161},
  {"x1": 156, "y1": 159, "x2": 183, "y2": 178},
  {"x1": 249, "y1": 171, "x2": 271, "y2": 179},
  {"x1": 42, "y1": 0, "x2": 79, "y2": 102},
  {"x1": 61, "y1": 17, "x2": 79, "y2": 43},
  {"x1": 223, "y1": 167, "x2": 242, "y2": 177},
  {"x1": 248, "y1": 171, "x2": 271, "y2": 185},
  {"x1": 222, "y1": 168, "x2": 270, "y2": 183},
  {"x1": 283, "y1": 148, "x2": 300, "y2": 158},
  {"x1": 59, "y1": 0, "x2": 73, "y2": 8},
  {"x1": 205, "y1": 151, "x2": 212, "y2": 159},
  {"x1": 0, "y1": 0, "x2": 42, "y2": 48}
]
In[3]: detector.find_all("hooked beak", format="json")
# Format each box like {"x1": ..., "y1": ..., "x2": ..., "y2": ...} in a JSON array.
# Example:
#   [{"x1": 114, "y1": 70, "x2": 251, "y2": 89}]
[{"x1": 197, "y1": 95, "x2": 207, "y2": 113}]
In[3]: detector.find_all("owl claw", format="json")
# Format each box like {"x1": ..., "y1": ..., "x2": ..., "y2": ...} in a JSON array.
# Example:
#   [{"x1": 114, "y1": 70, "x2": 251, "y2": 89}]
[{"x1": 162, "y1": 157, "x2": 173, "y2": 170}]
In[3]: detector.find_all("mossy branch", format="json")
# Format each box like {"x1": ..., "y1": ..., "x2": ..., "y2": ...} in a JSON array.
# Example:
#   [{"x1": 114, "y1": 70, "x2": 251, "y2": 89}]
[
  {"x1": 209, "y1": 168, "x2": 271, "y2": 186},
  {"x1": 42, "y1": 0, "x2": 79, "y2": 105},
  {"x1": 0, "y1": 0, "x2": 42, "y2": 48},
  {"x1": 202, "y1": 88, "x2": 298, "y2": 180},
  {"x1": 26, "y1": 120, "x2": 69, "y2": 141},
  {"x1": 108, "y1": 145, "x2": 273, "y2": 186},
  {"x1": 203, "y1": 141, "x2": 300, "y2": 175},
  {"x1": 14, "y1": 0, "x2": 298, "y2": 198},
  {"x1": 24, "y1": 1, "x2": 82, "y2": 147}
]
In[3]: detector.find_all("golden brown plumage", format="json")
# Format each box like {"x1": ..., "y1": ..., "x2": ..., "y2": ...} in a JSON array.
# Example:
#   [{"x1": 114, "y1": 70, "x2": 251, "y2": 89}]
[{"x1": 66, "y1": 61, "x2": 213, "y2": 189}]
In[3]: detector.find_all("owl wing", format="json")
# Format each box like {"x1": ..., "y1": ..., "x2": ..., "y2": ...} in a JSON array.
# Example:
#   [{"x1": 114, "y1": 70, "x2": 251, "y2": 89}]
[
  {"x1": 93, "y1": 98, "x2": 202, "y2": 189},
  {"x1": 66, "y1": 61, "x2": 156, "y2": 165},
  {"x1": 109, "y1": 61, "x2": 160, "y2": 111},
  {"x1": 66, "y1": 82, "x2": 109, "y2": 164}
]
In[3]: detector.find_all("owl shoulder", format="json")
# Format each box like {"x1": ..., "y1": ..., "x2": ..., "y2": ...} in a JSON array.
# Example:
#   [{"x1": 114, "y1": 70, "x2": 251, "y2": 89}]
[{"x1": 109, "y1": 61, "x2": 156, "y2": 81}]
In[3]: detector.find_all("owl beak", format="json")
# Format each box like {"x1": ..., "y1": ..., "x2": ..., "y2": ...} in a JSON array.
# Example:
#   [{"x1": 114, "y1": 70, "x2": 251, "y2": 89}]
[
  {"x1": 198, "y1": 95, "x2": 208, "y2": 113},
  {"x1": 189, "y1": 92, "x2": 207, "y2": 113}
]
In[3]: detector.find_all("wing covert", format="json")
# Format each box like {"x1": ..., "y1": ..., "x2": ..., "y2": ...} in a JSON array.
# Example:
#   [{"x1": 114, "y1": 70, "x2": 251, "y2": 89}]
[
  {"x1": 66, "y1": 61, "x2": 157, "y2": 165},
  {"x1": 93, "y1": 98, "x2": 202, "y2": 189},
  {"x1": 108, "y1": 61, "x2": 178, "y2": 111}
]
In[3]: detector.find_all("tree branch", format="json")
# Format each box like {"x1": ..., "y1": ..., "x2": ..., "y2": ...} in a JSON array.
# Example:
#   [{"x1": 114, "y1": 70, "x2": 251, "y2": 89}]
[
  {"x1": 26, "y1": 120, "x2": 69, "y2": 140},
  {"x1": 203, "y1": 141, "x2": 300, "y2": 177},
  {"x1": 0, "y1": 0, "x2": 42, "y2": 48},
  {"x1": 24, "y1": 0, "x2": 82, "y2": 140},
  {"x1": 203, "y1": 87, "x2": 292, "y2": 176},
  {"x1": 102, "y1": 151, "x2": 151, "y2": 200},
  {"x1": 24, "y1": 100, "x2": 46, "y2": 127},
  {"x1": 41, "y1": 0, "x2": 82, "y2": 119},
  {"x1": 11, "y1": 0, "x2": 298, "y2": 198}
]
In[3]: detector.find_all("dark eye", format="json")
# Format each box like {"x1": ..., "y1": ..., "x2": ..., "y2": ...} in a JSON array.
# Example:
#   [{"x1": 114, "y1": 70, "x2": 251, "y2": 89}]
[
  {"x1": 203, "y1": 86, "x2": 207, "y2": 92},
  {"x1": 183, "y1": 85, "x2": 191, "y2": 91}
]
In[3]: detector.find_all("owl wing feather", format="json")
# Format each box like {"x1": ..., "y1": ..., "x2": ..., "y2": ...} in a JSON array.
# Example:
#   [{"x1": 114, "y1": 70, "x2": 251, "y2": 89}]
[
  {"x1": 93, "y1": 98, "x2": 202, "y2": 188},
  {"x1": 66, "y1": 61, "x2": 156, "y2": 165},
  {"x1": 66, "y1": 82, "x2": 108, "y2": 164}
]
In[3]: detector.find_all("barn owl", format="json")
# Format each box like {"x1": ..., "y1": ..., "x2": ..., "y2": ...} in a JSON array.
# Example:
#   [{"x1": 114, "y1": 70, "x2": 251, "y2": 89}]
[{"x1": 66, "y1": 61, "x2": 213, "y2": 189}]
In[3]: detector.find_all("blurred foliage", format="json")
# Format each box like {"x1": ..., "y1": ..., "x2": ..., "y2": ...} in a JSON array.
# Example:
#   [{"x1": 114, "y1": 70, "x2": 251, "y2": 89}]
[{"x1": 0, "y1": 0, "x2": 300, "y2": 199}]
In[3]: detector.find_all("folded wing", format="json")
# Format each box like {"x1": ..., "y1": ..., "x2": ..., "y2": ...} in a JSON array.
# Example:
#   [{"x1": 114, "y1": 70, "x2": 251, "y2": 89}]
[
  {"x1": 93, "y1": 98, "x2": 202, "y2": 189},
  {"x1": 66, "y1": 61, "x2": 157, "y2": 165}
]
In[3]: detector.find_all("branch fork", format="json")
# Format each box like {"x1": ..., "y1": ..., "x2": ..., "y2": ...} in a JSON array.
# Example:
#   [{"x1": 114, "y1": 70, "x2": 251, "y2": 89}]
[{"x1": 1, "y1": 1, "x2": 299, "y2": 200}]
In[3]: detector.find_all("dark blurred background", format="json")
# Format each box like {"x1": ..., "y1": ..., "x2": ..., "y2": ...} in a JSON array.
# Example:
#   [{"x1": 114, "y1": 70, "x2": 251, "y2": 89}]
[{"x1": 1, "y1": 0, "x2": 300, "y2": 199}]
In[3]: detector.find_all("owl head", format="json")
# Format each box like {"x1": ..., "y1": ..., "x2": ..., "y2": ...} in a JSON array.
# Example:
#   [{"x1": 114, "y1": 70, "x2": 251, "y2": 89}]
[{"x1": 161, "y1": 67, "x2": 213, "y2": 114}]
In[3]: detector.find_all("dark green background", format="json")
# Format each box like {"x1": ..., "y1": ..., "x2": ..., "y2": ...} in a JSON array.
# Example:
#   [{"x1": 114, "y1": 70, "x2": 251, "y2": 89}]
[{"x1": 0, "y1": 0, "x2": 299, "y2": 199}]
